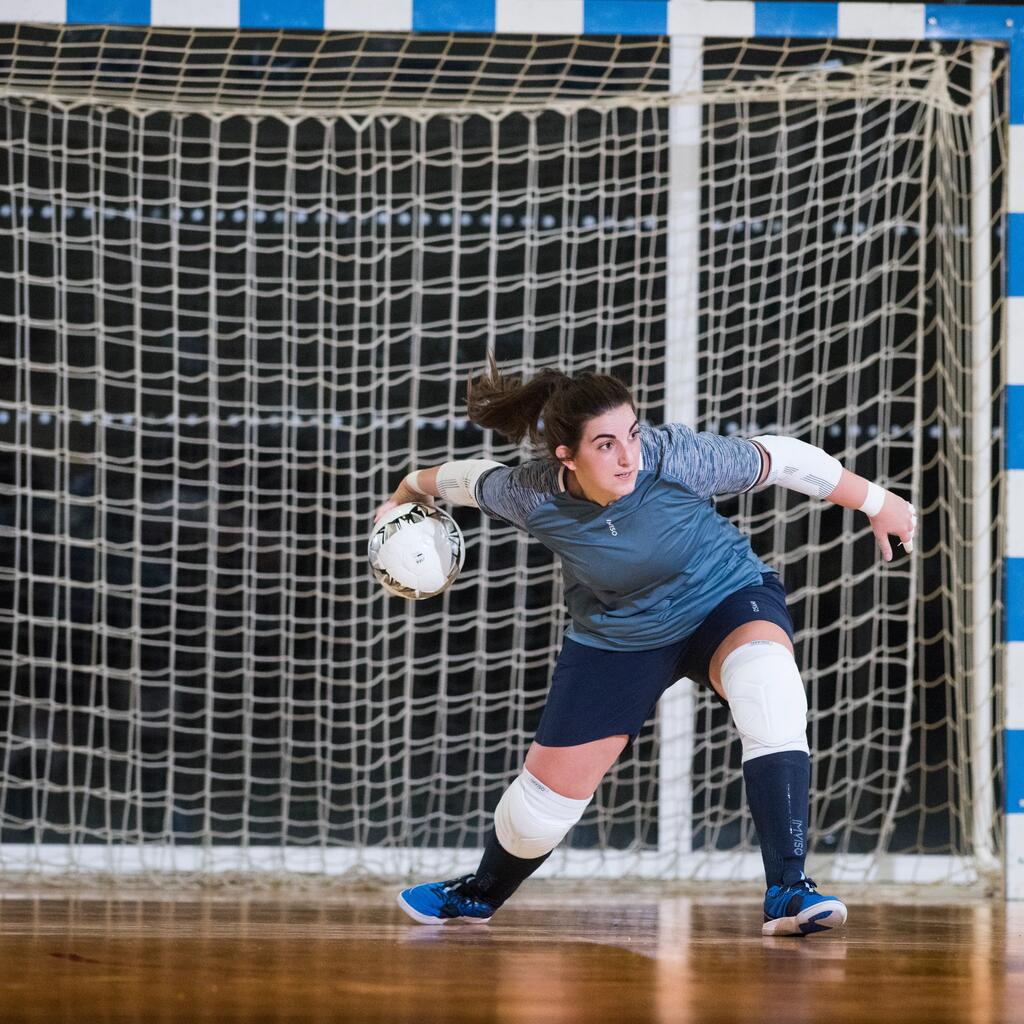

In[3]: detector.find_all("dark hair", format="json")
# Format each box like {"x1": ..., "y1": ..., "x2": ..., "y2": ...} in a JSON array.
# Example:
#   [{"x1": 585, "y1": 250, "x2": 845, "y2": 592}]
[{"x1": 466, "y1": 355, "x2": 635, "y2": 459}]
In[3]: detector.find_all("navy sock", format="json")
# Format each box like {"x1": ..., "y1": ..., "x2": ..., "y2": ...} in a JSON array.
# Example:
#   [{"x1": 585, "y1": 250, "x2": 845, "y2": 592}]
[
  {"x1": 461, "y1": 828, "x2": 551, "y2": 909},
  {"x1": 742, "y1": 750, "x2": 811, "y2": 889}
]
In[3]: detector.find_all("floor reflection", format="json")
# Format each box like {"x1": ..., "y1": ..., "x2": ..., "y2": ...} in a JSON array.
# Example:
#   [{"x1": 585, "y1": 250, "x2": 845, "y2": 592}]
[{"x1": 0, "y1": 886, "x2": 1019, "y2": 1024}]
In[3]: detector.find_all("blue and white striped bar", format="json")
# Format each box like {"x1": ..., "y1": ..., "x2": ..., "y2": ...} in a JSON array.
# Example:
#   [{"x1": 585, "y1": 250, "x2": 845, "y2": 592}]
[
  {"x1": 1010, "y1": 23, "x2": 1024, "y2": 897},
  {"x1": 2, "y1": 2, "x2": 1020, "y2": 37},
  {"x1": 4, "y1": 0, "x2": 1023, "y2": 896}
]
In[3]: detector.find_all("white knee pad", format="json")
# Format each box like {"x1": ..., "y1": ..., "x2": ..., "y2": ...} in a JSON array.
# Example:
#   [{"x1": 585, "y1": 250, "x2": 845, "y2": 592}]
[
  {"x1": 720, "y1": 640, "x2": 809, "y2": 763},
  {"x1": 494, "y1": 768, "x2": 592, "y2": 860}
]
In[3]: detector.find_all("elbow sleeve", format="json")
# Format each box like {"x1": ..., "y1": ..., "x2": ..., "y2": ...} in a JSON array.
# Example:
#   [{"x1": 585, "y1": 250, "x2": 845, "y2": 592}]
[
  {"x1": 435, "y1": 459, "x2": 504, "y2": 507},
  {"x1": 751, "y1": 435, "x2": 842, "y2": 500}
]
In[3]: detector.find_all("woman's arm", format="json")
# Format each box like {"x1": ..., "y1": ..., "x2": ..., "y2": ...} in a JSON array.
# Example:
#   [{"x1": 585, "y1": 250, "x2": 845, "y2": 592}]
[
  {"x1": 374, "y1": 460, "x2": 504, "y2": 523},
  {"x1": 750, "y1": 437, "x2": 917, "y2": 562}
]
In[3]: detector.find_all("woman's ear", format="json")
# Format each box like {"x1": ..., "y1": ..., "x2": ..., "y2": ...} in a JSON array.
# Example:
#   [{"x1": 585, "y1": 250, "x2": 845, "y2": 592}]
[{"x1": 555, "y1": 445, "x2": 576, "y2": 471}]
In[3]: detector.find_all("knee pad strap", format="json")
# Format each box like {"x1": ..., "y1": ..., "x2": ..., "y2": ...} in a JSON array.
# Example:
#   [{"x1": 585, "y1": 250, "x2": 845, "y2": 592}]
[
  {"x1": 720, "y1": 640, "x2": 809, "y2": 763},
  {"x1": 494, "y1": 768, "x2": 592, "y2": 860}
]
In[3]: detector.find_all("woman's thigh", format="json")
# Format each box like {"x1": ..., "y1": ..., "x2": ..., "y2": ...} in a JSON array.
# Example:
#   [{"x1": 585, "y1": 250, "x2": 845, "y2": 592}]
[
  {"x1": 535, "y1": 638, "x2": 685, "y2": 753},
  {"x1": 525, "y1": 734, "x2": 629, "y2": 799}
]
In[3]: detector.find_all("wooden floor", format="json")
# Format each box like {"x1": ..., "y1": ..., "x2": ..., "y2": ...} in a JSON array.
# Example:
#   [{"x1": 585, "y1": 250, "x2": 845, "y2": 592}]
[{"x1": 1, "y1": 882, "x2": 1021, "y2": 1023}]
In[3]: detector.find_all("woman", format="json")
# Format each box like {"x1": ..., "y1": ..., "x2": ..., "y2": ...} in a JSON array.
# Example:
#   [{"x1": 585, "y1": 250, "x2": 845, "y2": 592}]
[{"x1": 376, "y1": 362, "x2": 916, "y2": 936}]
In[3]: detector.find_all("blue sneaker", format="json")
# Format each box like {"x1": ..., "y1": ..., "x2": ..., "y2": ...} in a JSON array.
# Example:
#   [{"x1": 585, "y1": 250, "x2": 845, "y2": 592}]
[
  {"x1": 397, "y1": 874, "x2": 496, "y2": 925},
  {"x1": 762, "y1": 875, "x2": 847, "y2": 936}
]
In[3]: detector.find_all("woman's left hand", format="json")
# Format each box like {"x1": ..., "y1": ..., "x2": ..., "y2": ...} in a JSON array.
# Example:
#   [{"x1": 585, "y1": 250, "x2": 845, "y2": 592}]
[{"x1": 869, "y1": 492, "x2": 918, "y2": 562}]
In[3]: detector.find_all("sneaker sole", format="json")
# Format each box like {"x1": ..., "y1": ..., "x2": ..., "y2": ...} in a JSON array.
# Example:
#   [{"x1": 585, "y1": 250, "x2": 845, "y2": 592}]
[
  {"x1": 396, "y1": 891, "x2": 492, "y2": 926},
  {"x1": 762, "y1": 899, "x2": 847, "y2": 937}
]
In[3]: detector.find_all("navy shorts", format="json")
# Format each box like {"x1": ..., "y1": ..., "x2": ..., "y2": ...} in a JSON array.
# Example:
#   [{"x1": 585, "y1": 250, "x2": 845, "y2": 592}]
[{"x1": 534, "y1": 572, "x2": 795, "y2": 748}]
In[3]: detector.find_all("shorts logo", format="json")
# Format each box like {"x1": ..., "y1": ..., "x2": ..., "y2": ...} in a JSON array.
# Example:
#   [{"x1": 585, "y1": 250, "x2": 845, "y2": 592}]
[
  {"x1": 750, "y1": 600, "x2": 760, "y2": 612},
  {"x1": 606, "y1": 520, "x2": 618, "y2": 536}
]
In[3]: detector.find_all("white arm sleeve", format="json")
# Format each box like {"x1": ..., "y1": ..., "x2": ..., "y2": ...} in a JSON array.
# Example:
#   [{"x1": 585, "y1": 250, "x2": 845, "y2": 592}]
[
  {"x1": 751, "y1": 435, "x2": 843, "y2": 500},
  {"x1": 436, "y1": 459, "x2": 505, "y2": 507}
]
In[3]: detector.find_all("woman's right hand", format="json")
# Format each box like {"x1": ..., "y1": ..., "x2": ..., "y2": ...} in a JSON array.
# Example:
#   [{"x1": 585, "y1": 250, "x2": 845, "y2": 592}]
[
  {"x1": 374, "y1": 476, "x2": 434, "y2": 523},
  {"x1": 869, "y1": 492, "x2": 917, "y2": 561}
]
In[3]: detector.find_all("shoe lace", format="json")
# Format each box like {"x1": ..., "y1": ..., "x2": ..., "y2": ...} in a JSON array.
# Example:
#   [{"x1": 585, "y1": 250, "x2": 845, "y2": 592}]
[
  {"x1": 440, "y1": 875, "x2": 472, "y2": 895},
  {"x1": 438, "y1": 875, "x2": 490, "y2": 911},
  {"x1": 777, "y1": 875, "x2": 818, "y2": 896}
]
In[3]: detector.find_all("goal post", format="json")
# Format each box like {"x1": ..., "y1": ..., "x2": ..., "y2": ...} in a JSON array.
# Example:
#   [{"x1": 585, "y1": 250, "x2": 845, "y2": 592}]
[{"x1": 0, "y1": 1, "x2": 1019, "y2": 897}]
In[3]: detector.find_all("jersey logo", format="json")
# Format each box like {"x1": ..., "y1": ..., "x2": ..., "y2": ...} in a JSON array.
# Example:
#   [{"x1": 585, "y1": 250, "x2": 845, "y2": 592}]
[
  {"x1": 750, "y1": 600, "x2": 760, "y2": 612},
  {"x1": 605, "y1": 520, "x2": 618, "y2": 536}
]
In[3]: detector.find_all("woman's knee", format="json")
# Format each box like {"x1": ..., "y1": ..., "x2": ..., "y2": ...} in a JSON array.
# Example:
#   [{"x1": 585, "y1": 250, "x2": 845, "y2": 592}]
[
  {"x1": 494, "y1": 765, "x2": 596, "y2": 859},
  {"x1": 715, "y1": 638, "x2": 809, "y2": 763},
  {"x1": 708, "y1": 620, "x2": 794, "y2": 700}
]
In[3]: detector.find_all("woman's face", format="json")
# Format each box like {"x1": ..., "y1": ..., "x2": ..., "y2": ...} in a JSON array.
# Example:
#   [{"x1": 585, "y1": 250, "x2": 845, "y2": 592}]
[{"x1": 556, "y1": 403, "x2": 640, "y2": 507}]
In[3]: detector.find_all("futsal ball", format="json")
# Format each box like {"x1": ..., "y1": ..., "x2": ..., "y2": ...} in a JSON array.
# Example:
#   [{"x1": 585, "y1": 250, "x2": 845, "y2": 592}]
[{"x1": 368, "y1": 502, "x2": 465, "y2": 600}]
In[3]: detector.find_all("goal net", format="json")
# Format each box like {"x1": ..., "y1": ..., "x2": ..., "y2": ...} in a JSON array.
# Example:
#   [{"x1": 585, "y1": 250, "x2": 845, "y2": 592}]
[{"x1": 0, "y1": 25, "x2": 1007, "y2": 885}]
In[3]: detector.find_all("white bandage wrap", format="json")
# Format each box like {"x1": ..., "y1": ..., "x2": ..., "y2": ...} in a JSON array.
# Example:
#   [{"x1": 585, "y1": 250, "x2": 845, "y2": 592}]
[
  {"x1": 403, "y1": 470, "x2": 426, "y2": 496},
  {"x1": 435, "y1": 459, "x2": 504, "y2": 508},
  {"x1": 858, "y1": 481, "x2": 886, "y2": 517},
  {"x1": 720, "y1": 640, "x2": 809, "y2": 764},
  {"x1": 751, "y1": 435, "x2": 843, "y2": 500},
  {"x1": 494, "y1": 767, "x2": 592, "y2": 860}
]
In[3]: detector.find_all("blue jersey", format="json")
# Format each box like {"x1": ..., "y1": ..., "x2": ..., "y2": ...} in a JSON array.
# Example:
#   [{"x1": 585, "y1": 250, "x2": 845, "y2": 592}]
[{"x1": 475, "y1": 422, "x2": 773, "y2": 651}]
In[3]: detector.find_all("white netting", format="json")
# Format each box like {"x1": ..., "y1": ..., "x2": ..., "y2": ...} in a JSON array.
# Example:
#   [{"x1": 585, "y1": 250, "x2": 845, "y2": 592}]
[{"x1": 0, "y1": 26, "x2": 1006, "y2": 883}]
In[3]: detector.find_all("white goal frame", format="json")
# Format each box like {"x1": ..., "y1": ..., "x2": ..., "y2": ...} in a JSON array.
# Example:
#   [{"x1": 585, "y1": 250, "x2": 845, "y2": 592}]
[{"x1": 1, "y1": 0, "x2": 1021, "y2": 898}]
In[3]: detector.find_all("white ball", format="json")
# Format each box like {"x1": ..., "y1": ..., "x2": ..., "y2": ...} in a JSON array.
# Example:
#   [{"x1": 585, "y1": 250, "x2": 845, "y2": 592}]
[{"x1": 368, "y1": 502, "x2": 465, "y2": 600}]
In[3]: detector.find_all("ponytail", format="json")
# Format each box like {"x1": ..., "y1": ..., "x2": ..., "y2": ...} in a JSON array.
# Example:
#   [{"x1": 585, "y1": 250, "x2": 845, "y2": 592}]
[
  {"x1": 466, "y1": 355, "x2": 635, "y2": 459},
  {"x1": 466, "y1": 354, "x2": 567, "y2": 447}
]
